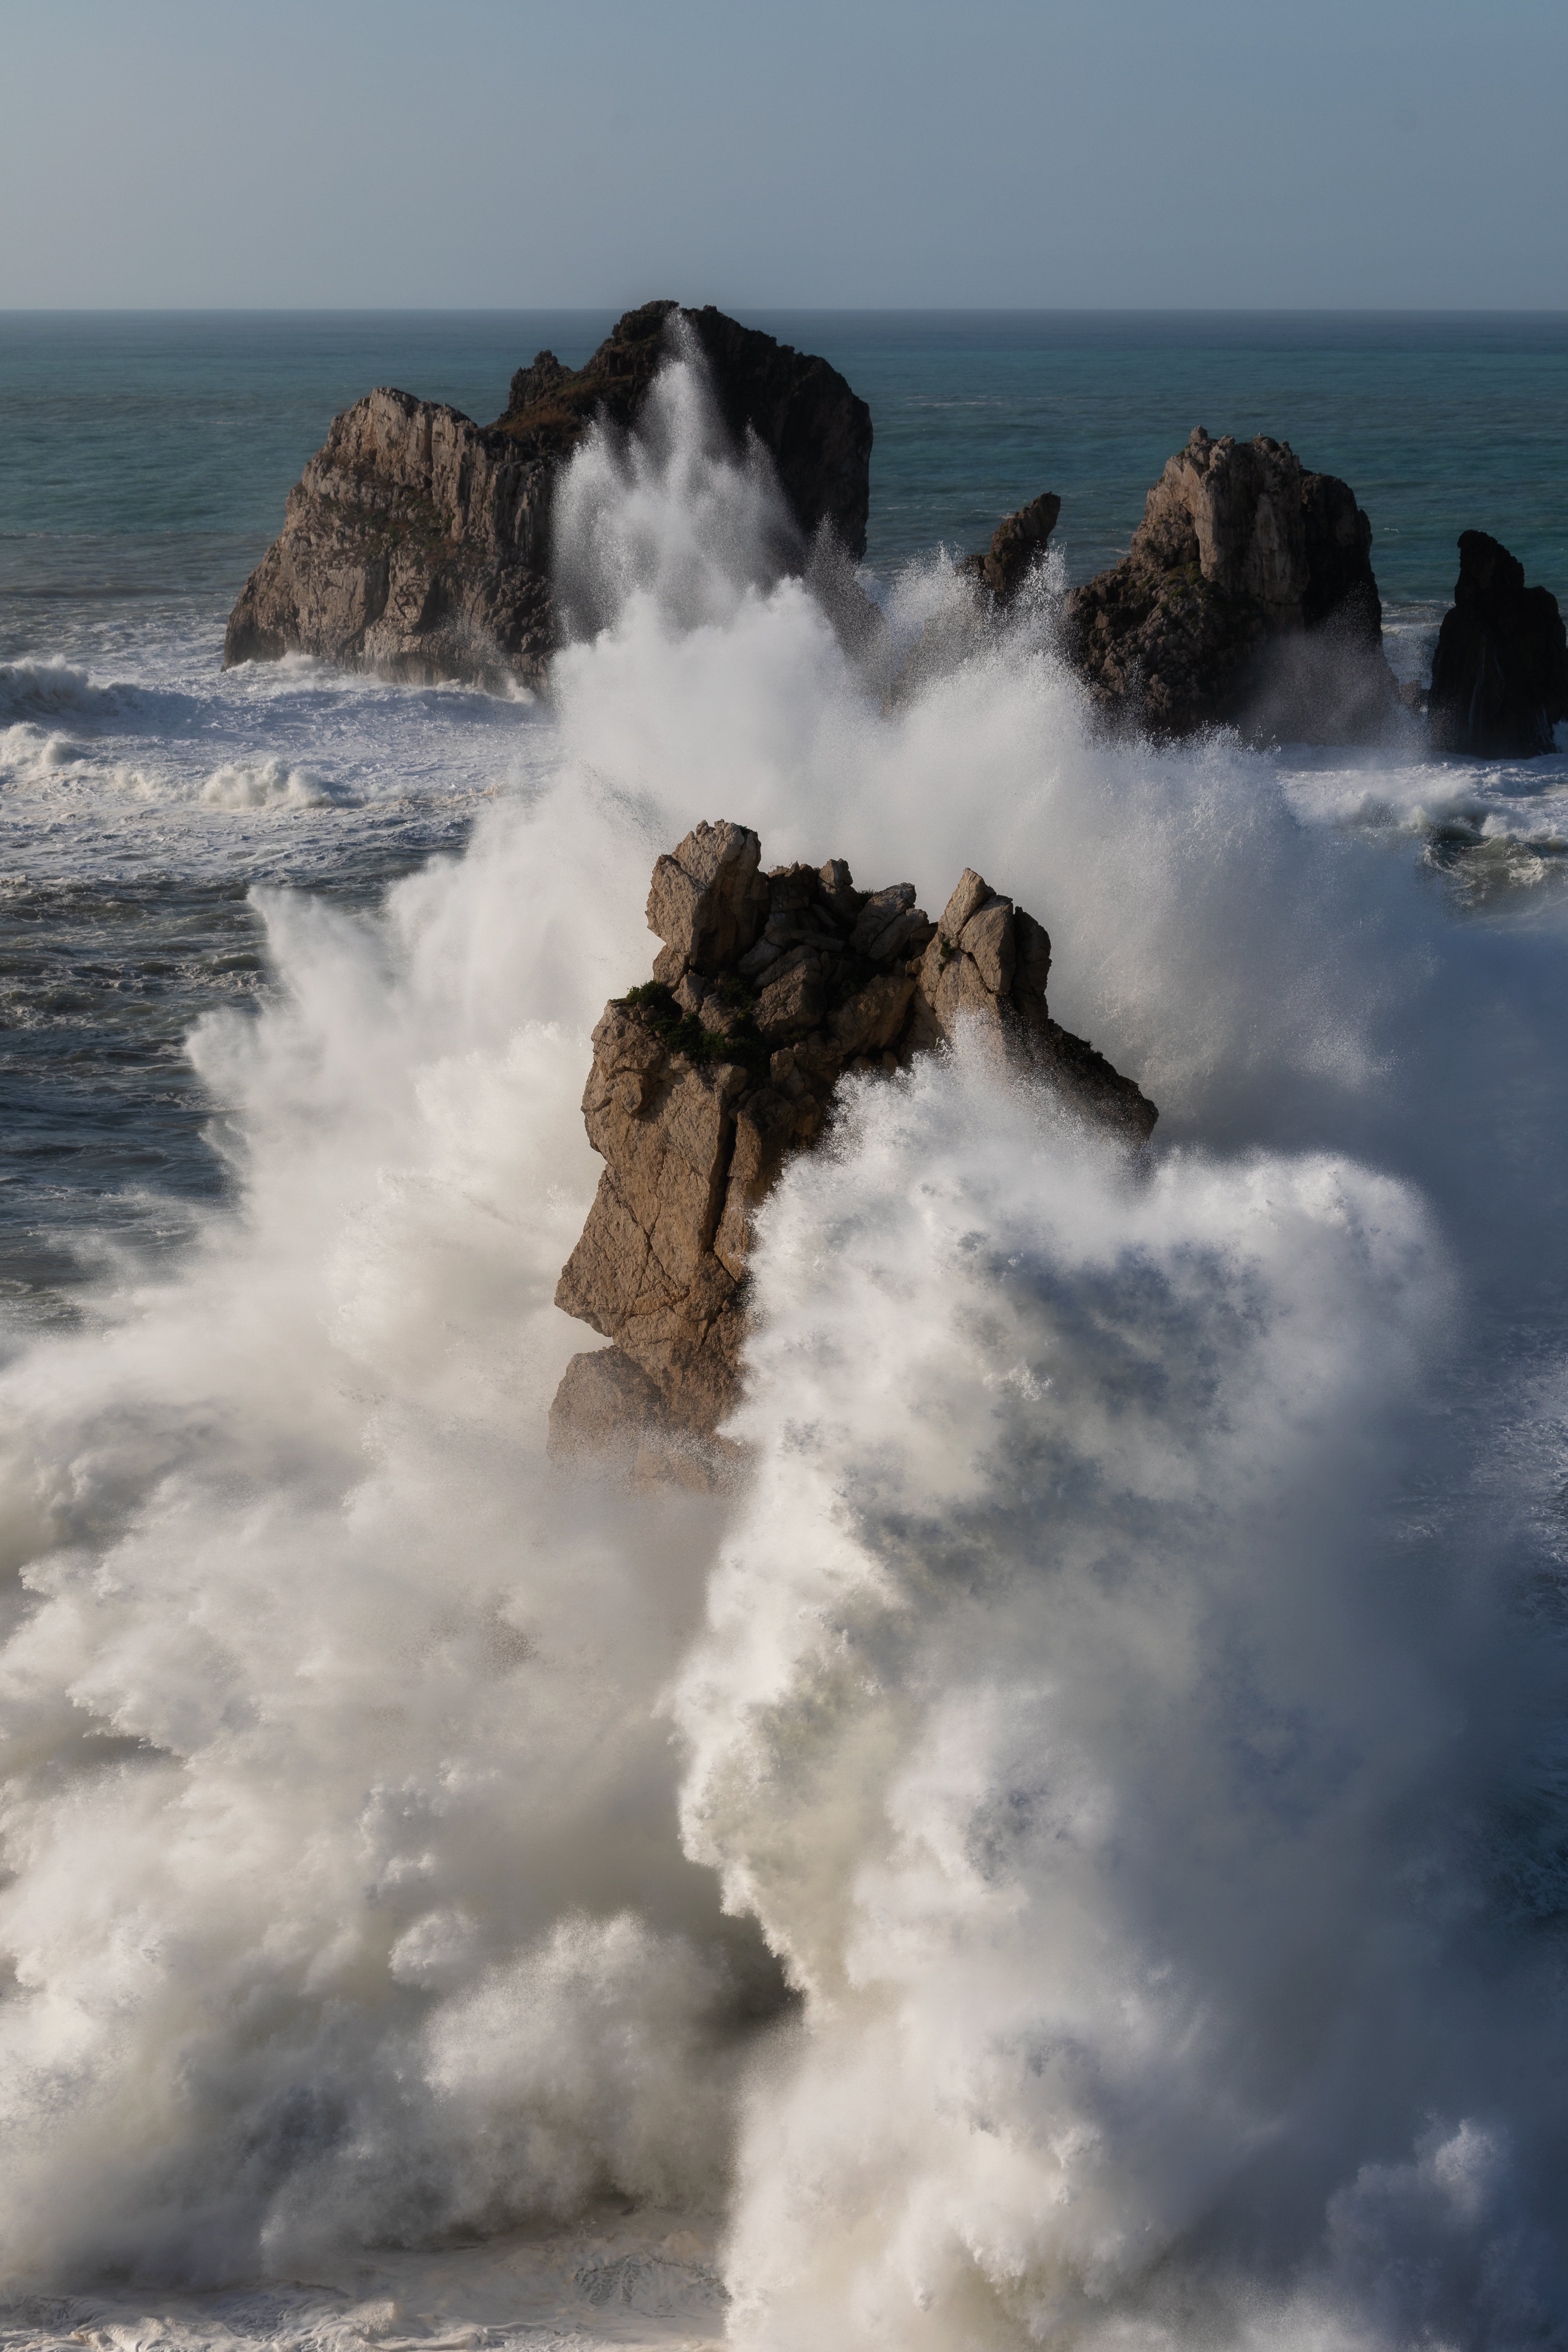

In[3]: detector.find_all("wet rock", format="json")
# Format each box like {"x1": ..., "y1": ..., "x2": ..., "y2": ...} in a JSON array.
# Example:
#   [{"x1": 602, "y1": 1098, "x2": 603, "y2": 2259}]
[
  {"x1": 829, "y1": 969, "x2": 914, "y2": 1057},
  {"x1": 677, "y1": 305, "x2": 873, "y2": 567},
  {"x1": 910, "y1": 878, "x2": 1152, "y2": 1142},
  {"x1": 1429, "y1": 531, "x2": 1568, "y2": 759},
  {"x1": 959, "y1": 896, "x2": 1015, "y2": 994},
  {"x1": 548, "y1": 1345, "x2": 669, "y2": 1457},
  {"x1": 507, "y1": 351, "x2": 570, "y2": 413},
  {"x1": 552, "y1": 824, "x2": 1158, "y2": 1471},
  {"x1": 755, "y1": 955, "x2": 826, "y2": 1039},
  {"x1": 1061, "y1": 428, "x2": 1394, "y2": 743},
  {"x1": 223, "y1": 304, "x2": 872, "y2": 690},
  {"x1": 553, "y1": 1001, "x2": 750, "y2": 1447}
]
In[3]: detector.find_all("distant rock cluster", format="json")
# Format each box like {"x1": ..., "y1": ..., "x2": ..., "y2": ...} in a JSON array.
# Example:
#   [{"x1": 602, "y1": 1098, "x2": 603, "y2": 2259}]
[
  {"x1": 966, "y1": 448, "x2": 1564, "y2": 758},
  {"x1": 223, "y1": 299, "x2": 1566, "y2": 759},
  {"x1": 550, "y1": 820, "x2": 1156, "y2": 1474}
]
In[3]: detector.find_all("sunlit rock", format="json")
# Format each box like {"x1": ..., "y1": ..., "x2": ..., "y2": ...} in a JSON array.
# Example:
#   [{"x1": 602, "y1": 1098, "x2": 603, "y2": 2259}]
[
  {"x1": 223, "y1": 304, "x2": 872, "y2": 690},
  {"x1": 551, "y1": 824, "x2": 1157, "y2": 1475},
  {"x1": 1061, "y1": 427, "x2": 1395, "y2": 743}
]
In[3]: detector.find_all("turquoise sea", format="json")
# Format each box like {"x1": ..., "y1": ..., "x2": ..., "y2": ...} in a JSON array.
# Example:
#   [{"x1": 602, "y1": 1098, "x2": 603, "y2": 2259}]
[{"x1": 4, "y1": 309, "x2": 1566, "y2": 624}]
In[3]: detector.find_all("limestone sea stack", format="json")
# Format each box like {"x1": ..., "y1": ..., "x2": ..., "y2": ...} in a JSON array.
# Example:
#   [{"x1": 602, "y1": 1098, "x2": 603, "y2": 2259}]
[
  {"x1": 222, "y1": 303, "x2": 872, "y2": 692},
  {"x1": 550, "y1": 820, "x2": 1156, "y2": 1471},
  {"x1": 1061, "y1": 429, "x2": 1394, "y2": 743},
  {"x1": 1428, "y1": 531, "x2": 1568, "y2": 759}
]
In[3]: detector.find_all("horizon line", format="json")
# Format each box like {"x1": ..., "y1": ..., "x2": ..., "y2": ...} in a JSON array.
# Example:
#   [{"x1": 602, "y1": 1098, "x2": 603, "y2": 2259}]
[{"x1": 2, "y1": 303, "x2": 1567, "y2": 319}]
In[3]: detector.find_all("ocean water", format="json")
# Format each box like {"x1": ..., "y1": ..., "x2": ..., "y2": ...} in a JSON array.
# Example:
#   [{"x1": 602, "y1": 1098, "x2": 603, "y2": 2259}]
[{"x1": 2, "y1": 314, "x2": 1568, "y2": 2351}]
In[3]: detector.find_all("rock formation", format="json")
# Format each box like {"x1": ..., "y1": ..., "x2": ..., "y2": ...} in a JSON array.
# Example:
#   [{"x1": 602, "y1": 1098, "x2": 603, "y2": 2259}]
[
  {"x1": 885, "y1": 490, "x2": 1064, "y2": 709},
  {"x1": 222, "y1": 303, "x2": 872, "y2": 691},
  {"x1": 220, "y1": 388, "x2": 555, "y2": 692},
  {"x1": 1061, "y1": 429, "x2": 1394, "y2": 743},
  {"x1": 961, "y1": 491, "x2": 1063, "y2": 603},
  {"x1": 1428, "y1": 531, "x2": 1568, "y2": 759},
  {"x1": 551, "y1": 820, "x2": 1156, "y2": 1470}
]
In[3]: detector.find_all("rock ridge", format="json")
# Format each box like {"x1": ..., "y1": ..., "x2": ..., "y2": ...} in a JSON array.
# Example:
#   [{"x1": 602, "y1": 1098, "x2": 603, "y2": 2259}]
[
  {"x1": 551, "y1": 820, "x2": 1156, "y2": 1472},
  {"x1": 223, "y1": 304, "x2": 872, "y2": 690}
]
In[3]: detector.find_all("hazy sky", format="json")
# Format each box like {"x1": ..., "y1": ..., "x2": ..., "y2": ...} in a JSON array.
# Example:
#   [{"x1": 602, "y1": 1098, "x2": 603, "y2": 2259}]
[{"x1": 4, "y1": 0, "x2": 1564, "y2": 310}]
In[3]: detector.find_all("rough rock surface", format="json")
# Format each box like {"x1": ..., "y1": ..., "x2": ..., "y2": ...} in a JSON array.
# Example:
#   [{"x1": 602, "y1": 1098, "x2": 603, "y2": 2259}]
[
  {"x1": 221, "y1": 389, "x2": 557, "y2": 691},
  {"x1": 551, "y1": 821, "x2": 1156, "y2": 1467},
  {"x1": 1061, "y1": 429, "x2": 1394, "y2": 742},
  {"x1": 223, "y1": 303, "x2": 872, "y2": 689},
  {"x1": 1428, "y1": 531, "x2": 1568, "y2": 759}
]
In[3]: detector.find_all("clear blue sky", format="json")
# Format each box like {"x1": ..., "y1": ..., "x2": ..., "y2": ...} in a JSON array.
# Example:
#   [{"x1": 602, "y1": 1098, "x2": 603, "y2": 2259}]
[{"x1": 5, "y1": 0, "x2": 1564, "y2": 310}]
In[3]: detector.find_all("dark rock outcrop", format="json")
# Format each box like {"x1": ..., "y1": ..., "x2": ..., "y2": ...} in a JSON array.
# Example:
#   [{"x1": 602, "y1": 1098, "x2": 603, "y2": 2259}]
[
  {"x1": 675, "y1": 307, "x2": 873, "y2": 562},
  {"x1": 887, "y1": 492, "x2": 1064, "y2": 710},
  {"x1": 223, "y1": 303, "x2": 872, "y2": 690},
  {"x1": 493, "y1": 302, "x2": 872, "y2": 557},
  {"x1": 1061, "y1": 429, "x2": 1394, "y2": 743},
  {"x1": 1428, "y1": 531, "x2": 1568, "y2": 759},
  {"x1": 551, "y1": 820, "x2": 1156, "y2": 1470},
  {"x1": 960, "y1": 492, "x2": 1063, "y2": 603}
]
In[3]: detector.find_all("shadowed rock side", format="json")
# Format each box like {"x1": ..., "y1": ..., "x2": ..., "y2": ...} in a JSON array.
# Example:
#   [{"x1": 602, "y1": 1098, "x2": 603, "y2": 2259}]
[
  {"x1": 551, "y1": 820, "x2": 1156, "y2": 1475},
  {"x1": 223, "y1": 302, "x2": 872, "y2": 690},
  {"x1": 960, "y1": 492, "x2": 1063, "y2": 603},
  {"x1": 888, "y1": 492, "x2": 1064, "y2": 711},
  {"x1": 1061, "y1": 429, "x2": 1394, "y2": 743},
  {"x1": 1429, "y1": 531, "x2": 1568, "y2": 759}
]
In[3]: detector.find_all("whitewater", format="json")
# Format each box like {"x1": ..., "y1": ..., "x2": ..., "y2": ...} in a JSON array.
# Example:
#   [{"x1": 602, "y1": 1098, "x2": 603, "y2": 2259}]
[{"x1": 4, "y1": 344, "x2": 1568, "y2": 2352}]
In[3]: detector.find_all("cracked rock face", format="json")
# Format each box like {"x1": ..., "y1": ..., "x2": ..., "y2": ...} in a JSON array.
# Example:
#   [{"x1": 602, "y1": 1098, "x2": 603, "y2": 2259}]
[
  {"x1": 551, "y1": 821, "x2": 1157, "y2": 1472},
  {"x1": 223, "y1": 303, "x2": 872, "y2": 691},
  {"x1": 222, "y1": 388, "x2": 557, "y2": 692},
  {"x1": 1061, "y1": 428, "x2": 1394, "y2": 744}
]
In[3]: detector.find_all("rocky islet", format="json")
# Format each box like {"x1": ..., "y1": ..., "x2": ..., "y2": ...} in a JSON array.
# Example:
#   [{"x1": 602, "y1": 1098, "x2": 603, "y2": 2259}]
[
  {"x1": 550, "y1": 820, "x2": 1157, "y2": 1473},
  {"x1": 223, "y1": 302, "x2": 871, "y2": 691},
  {"x1": 223, "y1": 302, "x2": 1567, "y2": 750},
  {"x1": 965, "y1": 451, "x2": 1564, "y2": 758},
  {"x1": 1044, "y1": 428, "x2": 1394, "y2": 743},
  {"x1": 1428, "y1": 529, "x2": 1568, "y2": 759}
]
